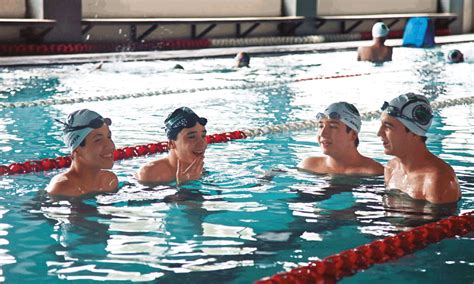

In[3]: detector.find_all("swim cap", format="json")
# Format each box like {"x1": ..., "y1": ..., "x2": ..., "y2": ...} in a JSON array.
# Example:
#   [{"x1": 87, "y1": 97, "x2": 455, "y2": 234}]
[
  {"x1": 60, "y1": 109, "x2": 111, "y2": 151},
  {"x1": 316, "y1": 102, "x2": 362, "y2": 133},
  {"x1": 372, "y1": 22, "x2": 389, "y2": 38},
  {"x1": 447, "y1": 49, "x2": 464, "y2": 63},
  {"x1": 165, "y1": 107, "x2": 207, "y2": 140},
  {"x1": 173, "y1": 64, "x2": 184, "y2": 70},
  {"x1": 381, "y1": 93, "x2": 433, "y2": 137},
  {"x1": 235, "y1": 52, "x2": 250, "y2": 68}
]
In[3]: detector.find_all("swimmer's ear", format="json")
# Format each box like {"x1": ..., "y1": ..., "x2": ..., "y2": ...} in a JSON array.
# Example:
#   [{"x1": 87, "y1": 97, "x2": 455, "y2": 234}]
[
  {"x1": 349, "y1": 129, "x2": 357, "y2": 142},
  {"x1": 71, "y1": 148, "x2": 79, "y2": 159},
  {"x1": 168, "y1": 140, "x2": 176, "y2": 150}
]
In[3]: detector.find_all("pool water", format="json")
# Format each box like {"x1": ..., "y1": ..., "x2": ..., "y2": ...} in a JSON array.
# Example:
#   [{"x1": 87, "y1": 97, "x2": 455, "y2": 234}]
[{"x1": 0, "y1": 42, "x2": 473, "y2": 283}]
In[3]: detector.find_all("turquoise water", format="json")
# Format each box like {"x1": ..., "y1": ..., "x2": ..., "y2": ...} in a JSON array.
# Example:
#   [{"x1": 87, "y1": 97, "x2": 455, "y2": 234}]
[{"x1": 0, "y1": 43, "x2": 473, "y2": 283}]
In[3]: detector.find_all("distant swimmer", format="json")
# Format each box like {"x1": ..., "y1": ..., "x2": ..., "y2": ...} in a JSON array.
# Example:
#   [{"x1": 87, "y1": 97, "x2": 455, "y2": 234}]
[
  {"x1": 298, "y1": 102, "x2": 384, "y2": 176},
  {"x1": 137, "y1": 107, "x2": 207, "y2": 185},
  {"x1": 378, "y1": 93, "x2": 461, "y2": 204},
  {"x1": 173, "y1": 64, "x2": 185, "y2": 70},
  {"x1": 235, "y1": 51, "x2": 250, "y2": 68},
  {"x1": 47, "y1": 109, "x2": 118, "y2": 197},
  {"x1": 446, "y1": 49, "x2": 464, "y2": 63},
  {"x1": 357, "y1": 22, "x2": 393, "y2": 63}
]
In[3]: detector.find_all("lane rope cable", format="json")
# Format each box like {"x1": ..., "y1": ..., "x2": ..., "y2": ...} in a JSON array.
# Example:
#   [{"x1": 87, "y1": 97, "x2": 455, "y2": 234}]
[
  {"x1": 0, "y1": 69, "x2": 408, "y2": 110},
  {"x1": 1, "y1": 95, "x2": 473, "y2": 175}
]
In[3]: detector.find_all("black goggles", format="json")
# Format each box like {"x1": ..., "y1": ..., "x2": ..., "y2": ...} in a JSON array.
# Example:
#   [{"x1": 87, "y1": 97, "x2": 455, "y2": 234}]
[
  {"x1": 55, "y1": 117, "x2": 112, "y2": 133},
  {"x1": 381, "y1": 101, "x2": 432, "y2": 125}
]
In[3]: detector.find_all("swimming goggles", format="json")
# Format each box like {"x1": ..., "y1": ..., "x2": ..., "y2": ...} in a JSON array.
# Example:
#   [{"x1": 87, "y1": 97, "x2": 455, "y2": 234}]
[
  {"x1": 316, "y1": 111, "x2": 341, "y2": 121},
  {"x1": 381, "y1": 100, "x2": 432, "y2": 125},
  {"x1": 55, "y1": 117, "x2": 112, "y2": 133}
]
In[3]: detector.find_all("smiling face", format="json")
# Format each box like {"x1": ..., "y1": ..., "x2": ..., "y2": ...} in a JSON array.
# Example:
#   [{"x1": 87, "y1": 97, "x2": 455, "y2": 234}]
[
  {"x1": 171, "y1": 123, "x2": 207, "y2": 163},
  {"x1": 377, "y1": 113, "x2": 413, "y2": 156},
  {"x1": 74, "y1": 124, "x2": 115, "y2": 169},
  {"x1": 317, "y1": 119, "x2": 356, "y2": 156}
]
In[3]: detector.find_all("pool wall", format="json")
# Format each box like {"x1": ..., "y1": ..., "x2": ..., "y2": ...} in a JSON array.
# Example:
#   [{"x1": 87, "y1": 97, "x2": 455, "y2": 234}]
[{"x1": 0, "y1": 0, "x2": 472, "y2": 43}]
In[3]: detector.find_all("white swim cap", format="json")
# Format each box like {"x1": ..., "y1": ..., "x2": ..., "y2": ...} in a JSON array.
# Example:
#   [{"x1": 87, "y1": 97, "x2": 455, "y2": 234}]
[
  {"x1": 381, "y1": 93, "x2": 433, "y2": 137},
  {"x1": 372, "y1": 22, "x2": 390, "y2": 38},
  {"x1": 316, "y1": 102, "x2": 362, "y2": 133},
  {"x1": 60, "y1": 109, "x2": 111, "y2": 151}
]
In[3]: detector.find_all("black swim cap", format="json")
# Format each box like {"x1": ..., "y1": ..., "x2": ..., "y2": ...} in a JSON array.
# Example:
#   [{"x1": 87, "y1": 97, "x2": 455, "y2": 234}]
[{"x1": 165, "y1": 107, "x2": 207, "y2": 140}]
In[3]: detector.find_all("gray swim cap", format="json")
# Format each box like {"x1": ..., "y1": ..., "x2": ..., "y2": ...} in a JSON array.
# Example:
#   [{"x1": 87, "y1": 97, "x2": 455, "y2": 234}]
[
  {"x1": 316, "y1": 102, "x2": 362, "y2": 133},
  {"x1": 381, "y1": 93, "x2": 433, "y2": 137},
  {"x1": 61, "y1": 109, "x2": 111, "y2": 151}
]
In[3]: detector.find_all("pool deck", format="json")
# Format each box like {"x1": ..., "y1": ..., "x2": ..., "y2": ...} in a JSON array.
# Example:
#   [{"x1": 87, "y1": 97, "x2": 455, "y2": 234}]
[{"x1": 0, "y1": 34, "x2": 473, "y2": 67}]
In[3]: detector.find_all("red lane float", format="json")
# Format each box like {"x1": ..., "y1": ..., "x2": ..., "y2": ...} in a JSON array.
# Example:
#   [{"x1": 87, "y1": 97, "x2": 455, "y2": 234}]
[
  {"x1": 0, "y1": 130, "x2": 246, "y2": 175},
  {"x1": 0, "y1": 39, "x2": 211, "y2": 56},
  {"x1": 255, "y1": 210, "x2": 474, "y2": 284}
]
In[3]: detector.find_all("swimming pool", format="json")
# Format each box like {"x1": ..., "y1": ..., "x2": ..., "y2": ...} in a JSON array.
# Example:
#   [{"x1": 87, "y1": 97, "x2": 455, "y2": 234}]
[{"x1": 0, "y1": 42, "x2": 473, "y2": 283}]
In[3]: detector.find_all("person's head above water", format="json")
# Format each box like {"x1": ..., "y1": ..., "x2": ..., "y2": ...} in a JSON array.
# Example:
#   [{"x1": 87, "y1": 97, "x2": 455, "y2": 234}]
[
  {"x1": 58, "y1": 109, "x2": 112, "y2": 152},
  {"x1": 372, "y1": 22, "x2": 390, "y2": 39},
  {"x1": 235, "y1": 51, "x2": 250, "y2": 68},
  {"x1": 165, "y1": 107, "x2": 208, "y2": 140},
  {"x1": 447, "y1": 49, "x2": 464, "y2": 63},
  {"x1": 173, "y1": 64, "x2": 184, "y2": 70},
  {"x1": 381, "y1": 93, "x2": 433, "y2": 137},
  {"x1": 298, "y1": 101, "x2": 383, "y2": 175},
  {"x1": 316, "y1": 102, "x2": 362, "y2": 134}
]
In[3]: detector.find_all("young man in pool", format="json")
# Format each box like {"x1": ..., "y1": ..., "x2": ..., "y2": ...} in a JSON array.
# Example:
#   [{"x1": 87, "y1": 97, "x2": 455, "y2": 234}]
[
  {"x1": 136, "y1": 107, "x2": 207, "y2": 185},
  {"x1": 47, "y1": 109, "x2": 118, "y2": 197},
  {"x1": 378, "y1": 93, "x2": 461, "y2": 204},
  {"x1": 357, "y1": 22, "x2": 392, "y2": 63},
  {"x1": 298, "y1": 102, "x2": 384, "y2": 176}
]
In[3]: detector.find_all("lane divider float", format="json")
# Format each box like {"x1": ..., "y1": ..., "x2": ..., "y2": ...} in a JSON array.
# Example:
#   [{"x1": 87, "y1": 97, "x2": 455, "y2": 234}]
[
  {"x1": 255, "y1": 210, "x2": 474, "y2": 284},
  {"x1": 0, "y1": 70, "x2": 405, "y2": 110},
  {"x1": 1, "y1": 95, "x2": 473, "y2": 176}
]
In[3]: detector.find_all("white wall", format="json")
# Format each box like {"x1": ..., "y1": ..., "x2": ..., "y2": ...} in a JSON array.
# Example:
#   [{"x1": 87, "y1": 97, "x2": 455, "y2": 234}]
[
  {"x1": 317, "y1": 0, "x2": 437, "y2": 15},
  {"x1": 464, "y1": 0, "x2": 473, "y2": 32},
  {"x1": 82, "y1": 0, "x2": 282, "y2": 18},
  {"x1": 0, "y1": 0, "x2": 25, "y2": 17}
]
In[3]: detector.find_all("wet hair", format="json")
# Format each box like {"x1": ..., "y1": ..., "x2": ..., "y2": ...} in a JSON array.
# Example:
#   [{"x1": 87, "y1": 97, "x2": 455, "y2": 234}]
[
  {"x1": 79, "y1": 139, "x2": 86, "y2": 147},
  {"x1": 345, "y1": 126, "x2": 360, "y2": 147}
]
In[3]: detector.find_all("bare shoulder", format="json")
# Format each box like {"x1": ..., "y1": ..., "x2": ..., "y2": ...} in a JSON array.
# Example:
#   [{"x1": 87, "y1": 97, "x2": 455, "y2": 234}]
[
  {"x1": 46, "y1": 173, "x2": 75, "y2": 196},
  {"x1": 423, "y1": 157, "x2": 460, "y2": 204},
  {"x1": 298, "y1": 156, "x2": 325, "y2": 173},
  {"x1": 425, "y1": 157, "x2": 457, "y2": 181},
  {"x1": 137, "y1": 158, "x2": 173, "y2": 184},
  {"x1": 360, "y1": 156, "x2": 384, "y2": 175},
  {"x1": 98, "y1": 170, "x2": 119, "y2": 192}
]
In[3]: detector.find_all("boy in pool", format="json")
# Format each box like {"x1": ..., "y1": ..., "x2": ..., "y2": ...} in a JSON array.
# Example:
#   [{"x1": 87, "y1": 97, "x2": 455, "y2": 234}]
[
  {"x1": 378, "y1": 93, "x2": 461, "y2": 204},
  {"x1": 357, "y1": 22, "x2": 393, "y2": 63},
  {"x1": 47, "y1": 109, "x2": 118, "y2": 197},
  {"x1": 235, "y1": 51, "x2": 250, "y2": 68},
  {"x1": 446, "y1": 49, "x2": 464, "y2": 63},
  {"x1": 298, "y1": 102, "x2": 384, "y2": 176},
  {"x1": 137, "y1": 107, "x2": 207, "y2": 185}
]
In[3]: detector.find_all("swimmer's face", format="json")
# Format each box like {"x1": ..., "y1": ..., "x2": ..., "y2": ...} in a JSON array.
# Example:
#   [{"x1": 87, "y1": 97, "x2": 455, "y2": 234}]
[
  {"x1": 377, "y1": 113, "x2": 413, "y2": 156},
  {"x1": 171, "y1": 123, "x2": 207, "y2": 163},
  {"x1": 236, "y1": 59, "x2": 249, "y2": 68},
  {"x1": 317, "y1": 119, "x2": 356, "y2": 155},
  {"x1": 74, "y1": 124, "x2": 115, "y2": 169}
]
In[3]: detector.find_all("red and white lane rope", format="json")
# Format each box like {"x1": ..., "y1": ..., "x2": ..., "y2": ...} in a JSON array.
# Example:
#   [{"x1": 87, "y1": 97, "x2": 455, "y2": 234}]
[
  {"x1": 1, "y1": 95, "x2": 473, "y2": 176},
  {"x1": 255, "y1": 210, "x2": 474, "y2": 284}
]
